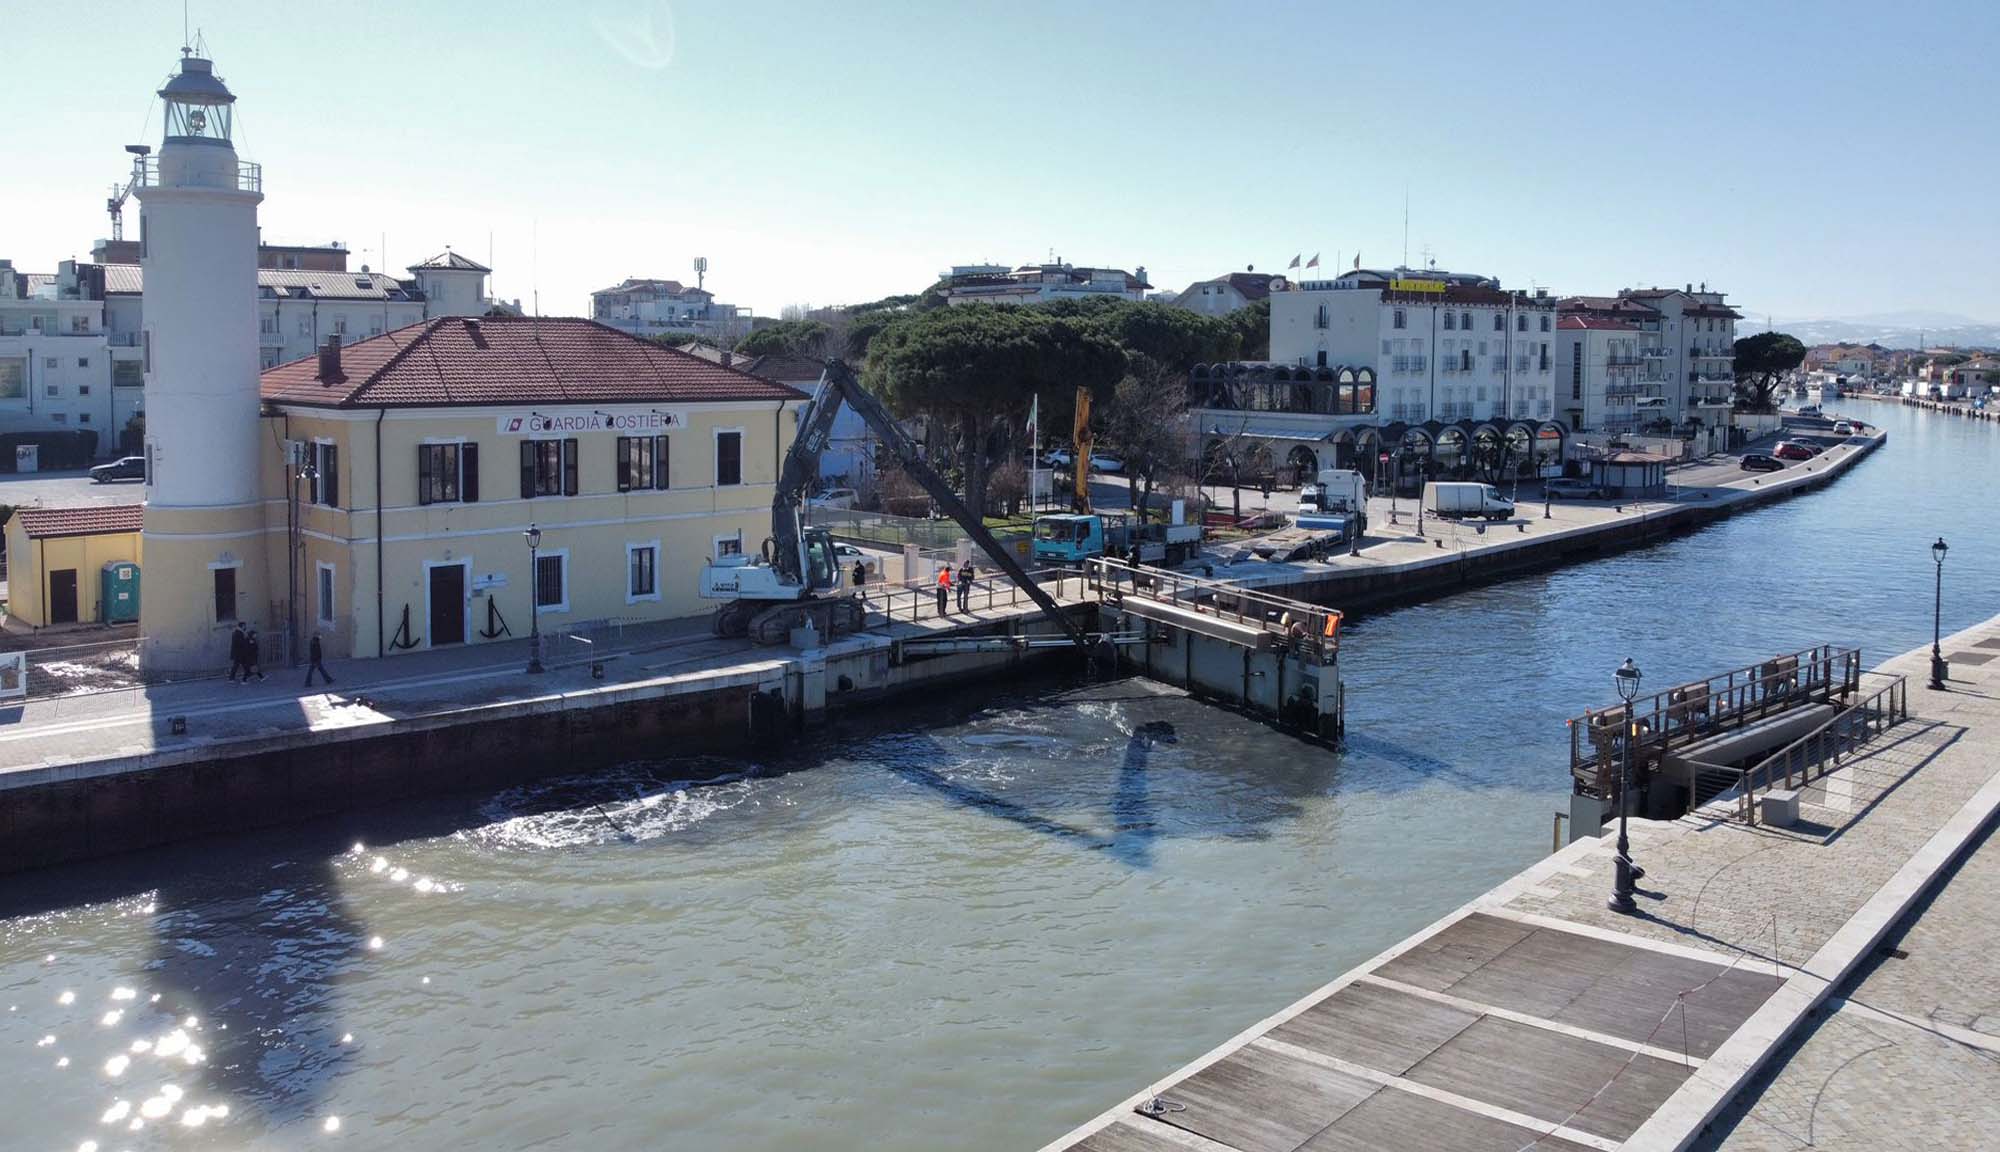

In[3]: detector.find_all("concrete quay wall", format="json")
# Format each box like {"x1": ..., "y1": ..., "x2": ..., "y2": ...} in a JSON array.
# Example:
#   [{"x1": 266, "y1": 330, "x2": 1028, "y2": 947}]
[
  {"x1": 0, "y1": 606, "x2": 1096, "y2": 876},
  {"x1": 1222, "y1": 430, "x2": 1882, "y2": 613}
]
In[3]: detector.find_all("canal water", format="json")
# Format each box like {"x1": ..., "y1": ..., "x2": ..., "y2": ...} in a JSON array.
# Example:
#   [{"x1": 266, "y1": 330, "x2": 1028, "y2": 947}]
[{"x1": 3, "y1": 401, "x2": 1994, "y2": 1152}]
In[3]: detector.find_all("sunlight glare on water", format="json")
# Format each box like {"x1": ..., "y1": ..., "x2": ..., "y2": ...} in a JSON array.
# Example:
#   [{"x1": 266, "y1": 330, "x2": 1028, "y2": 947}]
[{"x1": 0, "y1": 403, "x2": 1993, "y2": 1150}]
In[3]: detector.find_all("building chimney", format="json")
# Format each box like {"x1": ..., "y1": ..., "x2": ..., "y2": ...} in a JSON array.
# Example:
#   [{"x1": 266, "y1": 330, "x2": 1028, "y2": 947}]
[
  {"x1": 1685, "y1": 282, "x2": 1693, "y2": 293},
  {"x1": 721, "y1": 349, "x2": 733, "y2": 368},
  {"x1": 318, "y1": 335, "x2": 344, "y2": 383}
]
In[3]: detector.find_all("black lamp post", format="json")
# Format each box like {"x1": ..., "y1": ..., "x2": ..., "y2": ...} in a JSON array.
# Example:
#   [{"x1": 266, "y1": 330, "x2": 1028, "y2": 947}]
[
  {"x1": 1609, "y1": 657, "x2": 1644, "y2": 914},
  {"x1": 525, "y1": 523, "x2": 545, "y2": 674},
  {"x1": 1929, "y1": 537, "x2": 1949, "y2": 690}
]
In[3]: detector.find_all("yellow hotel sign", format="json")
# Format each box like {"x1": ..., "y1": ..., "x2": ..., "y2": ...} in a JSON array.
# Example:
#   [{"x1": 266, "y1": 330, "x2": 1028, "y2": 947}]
[{"x1": 1389, "y1": 278, "x2": 1447, "y2": 293}]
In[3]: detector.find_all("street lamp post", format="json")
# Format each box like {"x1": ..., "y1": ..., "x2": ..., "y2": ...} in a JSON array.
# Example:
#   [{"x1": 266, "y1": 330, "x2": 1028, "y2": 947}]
[
  {"x1": 1929, "y1": 537, "x2": 1949, "y2": 690},
  {"x1": 525, "y1": 523, "x2": 545, "y2": 674},
  {"x1": 1609, "y1": 657, "x2": 1644, "y2": 914}
]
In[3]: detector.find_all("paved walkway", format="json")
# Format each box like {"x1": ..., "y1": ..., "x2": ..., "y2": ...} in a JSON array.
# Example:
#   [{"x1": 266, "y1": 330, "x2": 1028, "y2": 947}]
[
  {"x1": 1040, "y1": 610, "x2": 2000, "y2": 1152},
  {"x1": 0, "y1": 581, "x2": 1085, "y2": 781}
]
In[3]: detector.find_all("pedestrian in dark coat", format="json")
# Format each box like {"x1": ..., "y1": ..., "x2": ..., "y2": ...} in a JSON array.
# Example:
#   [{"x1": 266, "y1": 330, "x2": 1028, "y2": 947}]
[
  {"x1": 304, "y1": 633, "x2": 334, "y2": 688},
  {"x1": 227, "y1": 623, "x2": 248, "y2": 682},
  {"x1": 244, "y1": 627, "x2": 266, "y2": 681},
  {"x1": 956, "y1": 560, "x2": 974, "y2": 612}
]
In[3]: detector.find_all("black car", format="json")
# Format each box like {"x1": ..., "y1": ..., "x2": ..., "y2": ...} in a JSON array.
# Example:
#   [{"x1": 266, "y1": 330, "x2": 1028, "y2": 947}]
[
  {"x1": 1739, "y1": 453, "x2": 1784, "y2": 473},
  {"x1": 90, "y1": 456, "x2": 146, "y2": 483}
]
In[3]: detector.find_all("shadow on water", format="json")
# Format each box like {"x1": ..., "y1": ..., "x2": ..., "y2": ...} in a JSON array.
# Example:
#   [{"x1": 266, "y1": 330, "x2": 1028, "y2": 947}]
[{"x1": 0, "y1": 824, "x2": 370, "y2": 1136}]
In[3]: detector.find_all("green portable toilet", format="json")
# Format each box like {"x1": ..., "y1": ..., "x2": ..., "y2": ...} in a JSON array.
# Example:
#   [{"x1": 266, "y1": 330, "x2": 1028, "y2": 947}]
[{"x1": 101, "y1": 561, "x2": 141, "y2": 624}]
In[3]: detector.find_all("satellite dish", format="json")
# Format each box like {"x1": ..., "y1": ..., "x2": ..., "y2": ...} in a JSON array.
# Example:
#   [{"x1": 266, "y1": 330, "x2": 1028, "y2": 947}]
[{"x1": 1269, "y1": 278, "x2": 1287, "y2": 292}]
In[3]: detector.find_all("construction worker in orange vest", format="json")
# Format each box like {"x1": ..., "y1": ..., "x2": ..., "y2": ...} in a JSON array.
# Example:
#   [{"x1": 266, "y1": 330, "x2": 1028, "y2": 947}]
[{"x1": 935, "y1": 563, "x2": 952, "y2": 616}]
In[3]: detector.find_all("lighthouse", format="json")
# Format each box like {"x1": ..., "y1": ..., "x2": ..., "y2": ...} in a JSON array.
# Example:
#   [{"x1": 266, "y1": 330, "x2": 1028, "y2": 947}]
[{"x1": 135, "y1": 47, "x2": 269, "y2": 672}]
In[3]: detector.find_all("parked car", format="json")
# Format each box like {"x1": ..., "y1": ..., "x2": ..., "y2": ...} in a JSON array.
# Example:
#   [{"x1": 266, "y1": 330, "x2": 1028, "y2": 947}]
[
  {"x1": 89, "y1": 456, "x2": 146, "y2": 484},
  {"x1": 832, "y1": 542, "x2": 866, "y2": 563},
  {"x1": 1739, "y1": 453, "x2": 1785, "y2": 472},
  {"x1": 807, "y1": 487, "x2": 858, "y2": 510},
  {"x1": 1831, "y1": 421, "x2": 1856, "y2": 436},
  {"x1": 1543, "y1": 478, "x2": 1607, "y2": 500},
  {"x1": 1087, "y1": 454, "x2": 1123, "y2": 474},
  {"x1": 1772, "y1": 442, "x2": 1816, "y2": 462}
]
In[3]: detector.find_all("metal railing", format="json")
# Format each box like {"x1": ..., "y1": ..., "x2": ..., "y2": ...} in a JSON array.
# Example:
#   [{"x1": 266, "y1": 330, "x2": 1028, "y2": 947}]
[
  {"x1": 861, "y1": 566, "x2": 1081, "y2": 628},
  {"x1": 132, "y1": 154, "x2": 262, "y2": 194},
  {"x1": 1736, "y1": 674, "x2": 1908, "y2": 825},
  {"x1": 1569, "y1": 645, "x2": 1861, "y2": 798},
  {"x1": 1083, "y1": 557, "x2": 1341, "y2": 664}
]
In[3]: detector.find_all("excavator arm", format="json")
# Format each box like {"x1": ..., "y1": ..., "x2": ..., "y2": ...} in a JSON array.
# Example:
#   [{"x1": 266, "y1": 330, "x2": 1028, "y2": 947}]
[{"x1": 774, "y1": 360, "x2": 1091, "y2": 651}]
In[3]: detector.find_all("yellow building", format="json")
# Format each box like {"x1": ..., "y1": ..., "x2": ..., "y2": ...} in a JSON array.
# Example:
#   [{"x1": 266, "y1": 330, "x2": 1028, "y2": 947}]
[
  {"x1": 4, "y1": 505, "x2": 144, "y2": 628},
  {"x1": 222, "y1": 315, "x2": 808, "y2": 659}
]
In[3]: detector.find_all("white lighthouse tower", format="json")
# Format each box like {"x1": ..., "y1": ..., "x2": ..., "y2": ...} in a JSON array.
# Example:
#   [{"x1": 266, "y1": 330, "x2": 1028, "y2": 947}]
[{"x1": 135, "y1": 47, "x2": 269, "y2": 671}]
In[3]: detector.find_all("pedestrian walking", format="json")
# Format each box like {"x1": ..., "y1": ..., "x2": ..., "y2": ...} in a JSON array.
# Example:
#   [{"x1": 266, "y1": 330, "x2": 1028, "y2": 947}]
[
  {"x1": 227, "y1": 622, "x2": 248, "y2": 682},
  {"x1": 956, "y1": 560, "x2": 974, "y2": 612},
  {"x1": 304, "y1": 632, "x2": 334, "y2": 688},
  {"x1": 935, "y1": 563, "x2": 952, "y2": 616},
  {"x1": 245, "y1": 627, "x2": 266, "y2": 681}
]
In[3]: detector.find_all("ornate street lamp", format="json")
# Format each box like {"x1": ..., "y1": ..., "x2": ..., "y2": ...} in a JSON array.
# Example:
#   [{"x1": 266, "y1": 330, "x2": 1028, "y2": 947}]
[
  {"x1": 1929, "y1": 537, "x2": 1949, "y2": 690},
  {"x1": 1609, "y1": 657, "x2": 1645, "y2": 914},
  {"x1": 525, "y1": 523, "x2": 545, "y2": 674}
]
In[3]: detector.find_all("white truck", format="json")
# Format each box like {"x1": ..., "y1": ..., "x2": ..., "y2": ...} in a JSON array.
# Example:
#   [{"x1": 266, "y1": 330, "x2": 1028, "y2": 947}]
[{"x1": 1423, "y1": 481, "x2": 1515, "y2": 522}]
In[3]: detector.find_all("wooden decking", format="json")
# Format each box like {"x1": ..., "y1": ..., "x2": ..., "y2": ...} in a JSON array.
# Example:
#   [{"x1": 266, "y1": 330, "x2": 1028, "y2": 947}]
[{"x1": 1053, "y1": 912, "x2": 1782, "y2": 1152}]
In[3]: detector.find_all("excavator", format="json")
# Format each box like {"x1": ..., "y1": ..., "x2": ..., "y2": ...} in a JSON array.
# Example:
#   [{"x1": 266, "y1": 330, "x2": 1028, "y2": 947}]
[{"x1": 698, "y1": 359, "x2": 1091, "y2": 650}]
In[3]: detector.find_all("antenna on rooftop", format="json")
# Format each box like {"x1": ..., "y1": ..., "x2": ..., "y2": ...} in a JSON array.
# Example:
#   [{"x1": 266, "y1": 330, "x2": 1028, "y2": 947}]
[{"x1": 693, "y1": 256, "x2": 707, "y2": 292}]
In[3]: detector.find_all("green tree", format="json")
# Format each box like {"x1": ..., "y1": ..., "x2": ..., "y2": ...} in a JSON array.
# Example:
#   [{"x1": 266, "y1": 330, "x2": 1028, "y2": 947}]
[
  {"x1": 1228, "y1": 297, "x2": 1271, "y2": 360},
  {"x1": 864, "y1": 306, "x2": 1124, "y2": 514},
  {"x1": 735, "y1": 319, "x2": 830, "y2": 357},
  {"x1": 1733, "y1": 332, "x2": 1807, "y2": 413}
]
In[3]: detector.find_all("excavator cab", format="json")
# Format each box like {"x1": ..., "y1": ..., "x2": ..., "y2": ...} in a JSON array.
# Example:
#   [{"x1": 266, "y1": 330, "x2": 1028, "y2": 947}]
[{"x1": 802, "y1": 526, "x2": 840, "y2": 592}]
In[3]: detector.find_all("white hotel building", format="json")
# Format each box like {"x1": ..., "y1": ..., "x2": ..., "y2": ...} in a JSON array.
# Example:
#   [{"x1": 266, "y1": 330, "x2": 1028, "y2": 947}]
[{"x1": 1270, "y1": 268, "x2": 1559, "y2": 423}]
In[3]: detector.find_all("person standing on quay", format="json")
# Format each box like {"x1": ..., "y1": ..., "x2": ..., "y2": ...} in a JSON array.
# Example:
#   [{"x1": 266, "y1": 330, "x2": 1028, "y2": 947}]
[
  {"x1": 304, "y1": 632, "x2": 334, "y2": 688},
  {"x1": 935, "y1": 563, "x2": 952, "y2": 616},
  {"x1": 227, "y1": 622, "x2": 248, "y2": 682},
  {"x1": 244, "y1": 626, "x2": 266, "y2": 681},
  {"x1": 957, "y1": 559, "x2": 975, "y2": 613}
]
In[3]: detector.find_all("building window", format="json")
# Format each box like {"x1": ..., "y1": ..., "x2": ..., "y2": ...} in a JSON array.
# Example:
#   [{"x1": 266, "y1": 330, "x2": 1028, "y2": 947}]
[
  {"x1": 1460, "y1": 312, "x2": 1471, "y2": 330},
  {"x1": 45, "y1": 357, "x2": 58, "y2": 370},
  {"x1": 1540, "y1": 314, "x2": 1551, "y2": 332},
  {"x1": 79, "y1": 414, "x2": 91, "y2": 424},
  {"x1": 213, "y1": 566, "x2": 238, "y2": 622},
  {"x1": 1517, "y1": 315, "x2": 1528, "y2": 332},
  {"x1": 419, "y1": 442, "x2": 480, "y2": 505},
  {"x1": 1392, "y1": 309, "x2": 1406, "y2": 330},
  {"x1": 46, "y1": 384, "x2": 59, "y2": 398},
  {"x1": 261, "y1": 316, "x2": 278, "y2": 335},
  {"x1": 317, "y1": 563, "x2": 336, "y2": 626},
  {"x1": 1441, "y1": 311, "x2": 1455, "y2": 331},
  {"x1": 312, "y1": 442, "x2": 340, "y2": 507},
  {"x1": 143, "y1": 330, "x2": 151, "y2": 373},
  {"x1": 535, "y1": 550, "x2": 569, "y2": 612},
  {"x1": 298, "y1": 317, "x2": 311, "y2": 336},
  {"x1": 0, "y1": 358, "x2": 25, "y2": 399},
  {"x1": 617, "y1": 435, "x2": 670, "y2": 491},
  {"x1": 1494, "y1": 313, "x2": 1505, "y2": 332},
  {"x1": 49, "y1": 413, "x2": 67, "y2": 424},
  {"x1": 1315, "y1": 350, "x2": 1327, "y2": 368},
  {"x1": 76, "y1": 357, "x2": 89, "y2": 369},
  {"x1": 715, "y1": 429, "x2": 743, "y2": 486},
  {"x1": 520, "y1": 438, "x2": 577, "y2": 498},
  {"x1": 627, "y1": 542, "x2": 660, "y2": 602},
  {"x1": 331, "y1": 318, "x2": 347, "y2": 335}
]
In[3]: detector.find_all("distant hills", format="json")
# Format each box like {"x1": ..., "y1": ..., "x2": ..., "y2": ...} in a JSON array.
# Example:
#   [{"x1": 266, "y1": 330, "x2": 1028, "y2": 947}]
[{"x1": 1740, "y1": 311, "x2": 2000, "y2": 350}]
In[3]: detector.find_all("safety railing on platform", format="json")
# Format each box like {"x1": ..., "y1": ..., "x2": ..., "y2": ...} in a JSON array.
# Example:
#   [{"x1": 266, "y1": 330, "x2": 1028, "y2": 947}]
[
  {"x1": 1082, "y1": 557, "x2": 1342, "y2": 663},
  {"x1": 1735, "y1": 673, "x2": 1909, "y2": 825},
  {"x1": 1569, "y1": 644, "x2": 1862, "y2": 798},
  {"x1": 859, "y1": 567, "x2": 1081, "y2": 628}
]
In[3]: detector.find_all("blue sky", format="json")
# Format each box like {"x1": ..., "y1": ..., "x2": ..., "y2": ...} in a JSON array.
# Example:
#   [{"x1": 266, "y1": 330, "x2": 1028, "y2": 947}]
[{"x1": 6, "y1": 0, "x2": 1997, "y2": 324}]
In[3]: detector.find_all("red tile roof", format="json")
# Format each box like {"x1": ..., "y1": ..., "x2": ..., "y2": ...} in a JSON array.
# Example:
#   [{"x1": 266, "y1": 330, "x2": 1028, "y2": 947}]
[
  {"x1": 259, "y1": 317, "x2": 810, "y2": 409},
  {"x1": 1558, "y1": 316, "x2": 1640, "y2": 331},
  {"x1": 15, "y1": 504, "x2": 144, "y2": 540}
]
